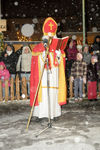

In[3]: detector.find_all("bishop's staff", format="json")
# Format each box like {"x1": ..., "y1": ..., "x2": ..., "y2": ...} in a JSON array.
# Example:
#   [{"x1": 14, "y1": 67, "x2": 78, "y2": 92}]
[{"x1": 26, "y1": 37, "x2": 52, "y2": 130}]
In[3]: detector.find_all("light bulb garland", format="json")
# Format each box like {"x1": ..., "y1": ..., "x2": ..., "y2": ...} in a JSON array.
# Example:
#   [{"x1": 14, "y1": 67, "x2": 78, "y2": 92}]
[{"x1": 16, "y1": 30, "x2": 32, "y2": 41}]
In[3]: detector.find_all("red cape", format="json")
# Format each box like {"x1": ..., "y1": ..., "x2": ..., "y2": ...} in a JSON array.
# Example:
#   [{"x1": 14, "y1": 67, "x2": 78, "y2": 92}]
[{"x1": 30, "y1": 43, "x2": 45, "y2": 107}]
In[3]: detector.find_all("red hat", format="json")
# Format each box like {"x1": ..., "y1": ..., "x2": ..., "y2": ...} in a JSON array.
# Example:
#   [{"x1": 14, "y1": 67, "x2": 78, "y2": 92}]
[{"x1": 42, "y1": 17, "x2": 57, "y2": 36}]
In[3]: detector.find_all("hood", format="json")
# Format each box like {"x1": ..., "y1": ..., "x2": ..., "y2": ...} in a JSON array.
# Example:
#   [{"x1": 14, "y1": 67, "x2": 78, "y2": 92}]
[
  {"x1": 93, "y1": 35, "x2": 100, "y2": 44},
  {"x1": 5, "y1": 44, "x2": 15, "y2": 53},
  {"x1": 22, "y1": 46, "x2": 32, "y2": 54}
]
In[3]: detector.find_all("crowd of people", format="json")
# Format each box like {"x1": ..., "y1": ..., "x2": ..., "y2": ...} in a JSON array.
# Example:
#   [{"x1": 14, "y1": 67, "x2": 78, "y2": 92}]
[
  {"x1": 0, "y1": 35, "x2": 100, "y2": 102},
  {"x1": 0, "y1": 44, "x2": 32, "y2": 97},
  {"x1": 0, "y1": 25, "x2": 100, "y2": 104},
  {"x1": 65, "y1": 35, "x2": 100, "y2": 102}
]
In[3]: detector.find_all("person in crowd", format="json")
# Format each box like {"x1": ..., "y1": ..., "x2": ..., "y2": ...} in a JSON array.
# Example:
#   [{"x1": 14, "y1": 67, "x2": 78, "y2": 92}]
[
  {"x1": 30, "y1": 17, "x2": 67, "y2": 121},
  {"x1": 87, "y1": 56, "x2": 98, "y2": 101},
  {"x1": 92, "y1": 35, "x2": 100, "y2": 53},
  {"x1": 66, "y1": 38, "x2": 78, "y2": 78},
  {"x1": 83, "y1": 44, "x2": 91, "y2": 65},
  {"x1": 77, "y1": 44, "x2": 82, "y2": 53},
  {"x1": 1, "y1": 44, "x2": 22, "y2": 79},
  {"x1": 91, "y1": 35, "x2": 100, "y2": 97},
  {"x1": 65, "y1": 38, "x2": 78, "y2": 98},
  {"x1": 82, "y1": 44, "x2": 91, "y2": 96},
  {"x1": 91, "y1": 35, "x2": 100, "y2": 60},
  {"x1": 70, "y1": 53, "x2": 87, "y2": 102},
  {"x1": 1, "y1": 44, "x2": 22, "y2": 96},
  {"x1": 0, "y1": 61, "x2": 10, "y2": 98},
  {"x1": 16, "y1": 45, "x2": 32, "y2": 96}
]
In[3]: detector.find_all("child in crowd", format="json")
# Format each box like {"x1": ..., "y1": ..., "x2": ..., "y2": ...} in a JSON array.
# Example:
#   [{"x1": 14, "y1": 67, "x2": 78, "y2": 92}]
[
  {"x1": 87, "y1": 56, "x2": 98, "y2": 101},
  {"x1": 70, "y1": 53, "x2": 87, "y2": 102},
  {"x1": 0, "y1": 61, "x2": 10, "y2": 98}
]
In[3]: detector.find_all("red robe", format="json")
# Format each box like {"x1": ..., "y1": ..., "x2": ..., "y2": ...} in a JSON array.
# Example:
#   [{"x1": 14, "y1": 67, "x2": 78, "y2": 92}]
[
  {"x1": 30, "y1": 43, "x2": 67, "y2": 107},
  {"x1": 30, "y1": 43, "x2": 44, "y2": 106}
]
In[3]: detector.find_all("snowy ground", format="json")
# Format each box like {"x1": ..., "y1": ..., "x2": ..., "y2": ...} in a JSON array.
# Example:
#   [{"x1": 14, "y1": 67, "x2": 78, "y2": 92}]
[{"x1": 0, "y1": 99, "x2": 100, "y2": 150}]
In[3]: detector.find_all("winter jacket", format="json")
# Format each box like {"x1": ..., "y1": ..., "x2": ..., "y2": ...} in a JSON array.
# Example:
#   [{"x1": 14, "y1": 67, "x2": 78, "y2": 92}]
[
  {"x1": 67, "y1": 45, "x2": 78, "y2": 61},
  {"x1": 83, "y1": 52, "x2": 91, "y2": 65},
  {"x1": 91, "y1": 35, "x2": 100, "y2": 61},
  {"x1": 0, "y1": 61, "x2": 10, "y2": 87},
  {"x1": 1, "y1": 44, "x2": 22, "y2": 74},
  {"x1": 16, "y1": 46, "x2": 32, "y2": 73},
  {"x1": 71, "y1": 60, "x2": 87, "y2": 79},
  {"x1": 87, "y1": 63, "x2": 98, "y2": 81},
  {"x1": 92, "y1": 35, "x2": 100, "y2": 52}
]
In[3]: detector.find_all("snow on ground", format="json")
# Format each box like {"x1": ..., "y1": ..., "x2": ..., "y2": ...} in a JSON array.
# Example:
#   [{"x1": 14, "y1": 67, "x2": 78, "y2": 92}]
[{"x1": 0, "y1": 99, "x2": 100, "y2": 150}]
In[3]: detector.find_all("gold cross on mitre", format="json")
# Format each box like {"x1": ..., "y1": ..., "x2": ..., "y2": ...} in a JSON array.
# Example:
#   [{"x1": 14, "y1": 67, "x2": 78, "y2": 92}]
[{"x1": 49, "y1": 22, "x2": 54, "y2": 30}]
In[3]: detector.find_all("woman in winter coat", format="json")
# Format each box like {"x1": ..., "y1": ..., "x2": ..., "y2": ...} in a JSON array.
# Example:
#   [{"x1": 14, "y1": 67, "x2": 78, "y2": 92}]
[
  {"x1": 16, "y1": 46, "x2": 32, "y2": 96},
  {"x1": 66, "y1": 38, "x2": 78, "y2": 78},
  {"x1": 91, "y1": 35, "x2": 100, "y2": 61},
  {"x1": 1, "y1": 44, "x2": 22, "y2": 79},
  {"x1": 92, "y1": 35, "x2": 100, "y2": 52},
  {"x1": 0, "y1": 61, "x2": 10, "y2": 97},
  {"x1": 87, "y1": 56, "x2": 98, "y2": 101}
]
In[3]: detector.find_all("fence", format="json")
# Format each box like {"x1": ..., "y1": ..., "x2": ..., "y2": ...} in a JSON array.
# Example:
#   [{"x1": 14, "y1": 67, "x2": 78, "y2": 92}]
[
  {"x1": 0, "y1": 76, "x2": 99, "y2": 102},
  {"x1": 0, "y1": 75, "x2": 29, "y2": 102}
]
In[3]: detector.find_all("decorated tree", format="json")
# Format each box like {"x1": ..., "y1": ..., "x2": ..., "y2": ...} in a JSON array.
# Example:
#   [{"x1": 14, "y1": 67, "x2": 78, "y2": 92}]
[{"x1": 0, "y1": 32, "x2": 4, "y2": 56}]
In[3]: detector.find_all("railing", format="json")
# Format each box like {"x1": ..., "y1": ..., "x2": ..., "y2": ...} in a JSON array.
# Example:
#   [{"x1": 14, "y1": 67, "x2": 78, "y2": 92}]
[
  {"x1": 0, "y1": 76, "x2": 99, "y2": 102},
  {"x1": 0, "y1": 75, "x2": 30, "y2": 102}
]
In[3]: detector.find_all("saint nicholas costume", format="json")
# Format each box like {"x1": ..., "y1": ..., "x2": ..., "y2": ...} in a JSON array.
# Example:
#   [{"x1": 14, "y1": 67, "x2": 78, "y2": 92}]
[{"x1": 30, "y1": 17, "x2": 67, "y2": 119}]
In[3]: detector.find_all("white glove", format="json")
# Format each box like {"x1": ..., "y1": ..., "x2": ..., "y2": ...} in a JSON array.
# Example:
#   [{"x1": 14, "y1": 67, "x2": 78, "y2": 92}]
[
  {"x1": 55, "y1": 49, "x2": 61, "y2": 64},
  {"x1": 83, "y1": 77, "x2": 86, "y2": 84},
  {"x1": 70, "y1": 76, "x2": 74, "y2": 82},
  {"x1": 55, "y1": 49, "x2": 61, "y2": 58}
]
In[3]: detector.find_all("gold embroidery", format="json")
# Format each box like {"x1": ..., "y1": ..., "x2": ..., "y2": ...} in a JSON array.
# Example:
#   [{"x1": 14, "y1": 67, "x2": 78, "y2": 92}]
[{"x1": 49, "y1": 22, "x2": 54, "y2": 30}]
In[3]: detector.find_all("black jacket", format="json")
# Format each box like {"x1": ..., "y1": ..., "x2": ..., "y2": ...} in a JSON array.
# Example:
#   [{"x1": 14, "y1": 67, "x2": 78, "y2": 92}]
[
  {"x1": 87, "y1": 63, "x2": 98, "y2": 81},
  {"x1": 1, "y1": 45, "x2": 22, "y2": 74}
]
